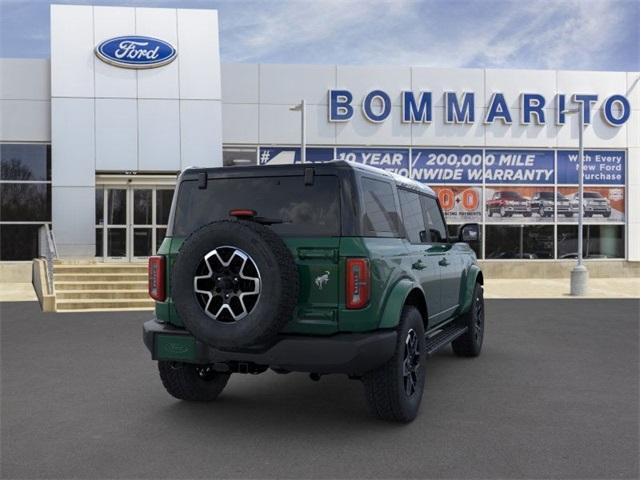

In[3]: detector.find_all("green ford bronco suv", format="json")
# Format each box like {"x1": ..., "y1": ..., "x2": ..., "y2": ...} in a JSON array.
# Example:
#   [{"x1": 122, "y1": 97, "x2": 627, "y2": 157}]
[{"x1": 143, "y1": 161, "x2": 484, "y2": 422}]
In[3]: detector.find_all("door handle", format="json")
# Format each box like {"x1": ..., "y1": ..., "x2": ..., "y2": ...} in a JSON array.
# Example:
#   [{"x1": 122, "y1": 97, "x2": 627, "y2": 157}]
[
  {"x1": 438, "y1": 257, "x2": 450, "y2": 267},
  {"x1": 412, "y1": 260, "x2": 426, "y2": 270}
]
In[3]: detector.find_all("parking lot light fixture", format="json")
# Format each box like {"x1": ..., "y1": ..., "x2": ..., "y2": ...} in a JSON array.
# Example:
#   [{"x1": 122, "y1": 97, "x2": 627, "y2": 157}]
[
  {"x1": 289, "y1": 100, "x2": 306, "y2": 163},
  {"x1": 563, "y1": 104, "x2": 589, "y2": 295}
]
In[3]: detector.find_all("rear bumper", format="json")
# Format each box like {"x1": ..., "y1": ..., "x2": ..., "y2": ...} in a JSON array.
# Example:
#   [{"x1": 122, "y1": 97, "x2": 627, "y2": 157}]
[{"x1": 143, "y1": 319, "x2": 397, "y2": 375}]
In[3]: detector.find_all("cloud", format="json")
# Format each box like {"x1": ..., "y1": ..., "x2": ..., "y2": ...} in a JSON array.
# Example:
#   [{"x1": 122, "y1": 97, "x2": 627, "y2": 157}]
[{"x1": 0, "y1": 0, "x2": 637, "y2": 70}]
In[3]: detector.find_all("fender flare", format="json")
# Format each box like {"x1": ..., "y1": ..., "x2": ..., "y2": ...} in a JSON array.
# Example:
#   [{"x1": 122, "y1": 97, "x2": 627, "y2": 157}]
[
  {"x1": 378, "y1": 278, "x2": 425, "y2": 329},
  {"x1": 459, "y1": 265, "x2": 483, "y2": 314}
]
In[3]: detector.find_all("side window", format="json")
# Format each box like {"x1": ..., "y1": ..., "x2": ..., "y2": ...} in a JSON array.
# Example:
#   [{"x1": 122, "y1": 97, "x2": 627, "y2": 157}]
[
  {"x1": 361, "y1": 177, "x2": 401, "y2": 236},
  {"x1": 421, "y1": 195, "x2": 448, "y2": 243},
  {"x1": 398, "y1": 188, "x2": 427, "y2": 243}
]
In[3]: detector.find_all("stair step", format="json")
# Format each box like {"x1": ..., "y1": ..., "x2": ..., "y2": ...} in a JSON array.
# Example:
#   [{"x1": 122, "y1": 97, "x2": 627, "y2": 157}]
[
  {"x1": 424, "y1": 324, "x2": 468, "y2": 356},
  {"x1": 54, "y1": 264, "x2": 147, "y2": 274},
  {"x1": 56, "y1": 290, "x2": 150, "y2": 300},
  {"x1": 55, "y1": 298, "x2": 154, "y2": 310},
  {"x1": 56, "y1": 307, "x2": 155, "y2": 313},
  {"x1": 55, "y1": 281, "x2": 148, "y2": 291},
  {"x1": 54, "y1": 273, "x2": 148, "y2": 282}
]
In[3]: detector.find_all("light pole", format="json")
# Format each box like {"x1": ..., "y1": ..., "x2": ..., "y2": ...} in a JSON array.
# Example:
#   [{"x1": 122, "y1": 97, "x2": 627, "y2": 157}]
[
  {"x1": 564, "y1": 104, "x2": 588, "y2": 295},
  {"x1": 289, "y1": 100, "x2": 306, "y2": 164}
]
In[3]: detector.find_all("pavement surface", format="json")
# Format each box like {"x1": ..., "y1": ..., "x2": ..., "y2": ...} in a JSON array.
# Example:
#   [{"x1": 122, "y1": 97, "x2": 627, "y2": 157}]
[
  {"x1": 484, "y1": 277, "x2": 640, "y2": 298},
  {"x1": 1, "y1": 300, "x2": 638, "y2": 479},
  {"x1": 0, "y1": 284, "x2": 37, "y2": 302}
]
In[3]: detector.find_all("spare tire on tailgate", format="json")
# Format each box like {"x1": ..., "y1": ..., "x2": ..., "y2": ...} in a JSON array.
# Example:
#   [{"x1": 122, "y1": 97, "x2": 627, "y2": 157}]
[{"x1": 172, "y1": 220, "x2": 299, "y2": 350}]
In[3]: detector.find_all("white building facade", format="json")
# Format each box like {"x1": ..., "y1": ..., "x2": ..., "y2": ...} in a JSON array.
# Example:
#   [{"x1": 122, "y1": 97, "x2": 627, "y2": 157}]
[{"x1": 0, "y1": 4, "x2": 638, "y2": 265}]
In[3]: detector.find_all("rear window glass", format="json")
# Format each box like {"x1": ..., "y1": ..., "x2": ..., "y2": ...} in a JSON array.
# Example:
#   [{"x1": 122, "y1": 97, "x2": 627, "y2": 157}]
[
  {"x1": 172, "y1": 175, "x2": 340, "y2": 237},
  {"x1": 361, "y1": 177, "x2": 401, "y2": 236}
]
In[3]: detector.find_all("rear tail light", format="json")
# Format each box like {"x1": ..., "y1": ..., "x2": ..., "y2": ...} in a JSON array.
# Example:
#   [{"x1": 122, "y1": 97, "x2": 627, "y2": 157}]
[
  {"x1": 148, "y1": 255, "x2": 166, "y2": 302},
  {"x1": 346, "y1": 258, "x2": 370, "y2": 309}
]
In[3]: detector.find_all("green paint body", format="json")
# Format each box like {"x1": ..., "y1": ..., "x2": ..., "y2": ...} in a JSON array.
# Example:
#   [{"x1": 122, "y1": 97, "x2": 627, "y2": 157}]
[{"x1": 155, "y1": 233, "x2": 479, "y2": 335}]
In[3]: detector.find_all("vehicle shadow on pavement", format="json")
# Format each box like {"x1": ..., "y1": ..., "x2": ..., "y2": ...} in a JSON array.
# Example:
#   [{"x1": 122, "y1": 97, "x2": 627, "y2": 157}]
[{"x1": 151, "y1": 353, "x2": 458, "y2": 432}]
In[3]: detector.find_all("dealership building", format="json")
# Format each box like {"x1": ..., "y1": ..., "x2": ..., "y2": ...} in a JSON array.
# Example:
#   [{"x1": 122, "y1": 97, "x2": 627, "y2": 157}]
[{"x1": 1, "y1": 4, "x2": 639, "y2": 270}]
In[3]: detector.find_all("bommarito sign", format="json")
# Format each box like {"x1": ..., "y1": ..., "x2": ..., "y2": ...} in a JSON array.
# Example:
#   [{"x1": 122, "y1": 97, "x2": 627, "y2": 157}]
[{"x1": 328, "y1": 90, "x2": 631, "y2": 126}]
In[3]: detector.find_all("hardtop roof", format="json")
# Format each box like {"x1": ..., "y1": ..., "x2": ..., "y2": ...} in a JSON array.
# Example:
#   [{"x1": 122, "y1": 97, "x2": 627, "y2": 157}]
[{"x1": 182, "y1": 160, "x2": 436, "y2": 196}]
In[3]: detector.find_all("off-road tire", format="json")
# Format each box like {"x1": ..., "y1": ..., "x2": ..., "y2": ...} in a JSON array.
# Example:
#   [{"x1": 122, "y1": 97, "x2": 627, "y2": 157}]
[
  {"x1": 158, "y1": 361, "x2": 230, "y2": 401},
  {"x1": 603, "y1": 211, "x2": 611, "y2": 218},
  {"x1": 362, "y1": 306, "x2": 426, "y2": 423},
  {"x1": 452, "y1": 282, "x2": 484, "y2": 357},
  {"x1": 172, "y1": 220, "x2": 299, "y2": 350}
]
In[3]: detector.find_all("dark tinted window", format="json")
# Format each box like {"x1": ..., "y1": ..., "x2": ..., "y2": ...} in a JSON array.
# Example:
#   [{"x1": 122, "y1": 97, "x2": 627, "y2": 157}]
[
  {"x1": 486, "y1": 225, "x2": 553, "y2": 259},
  {"x1": 0, "y1": 224, "x2": 40, "y2": 260},
  {"x1": 0, "y1": 144, "x2": 51, "y2": 181},
  {"x1": 173, "y1": 175, "x2": 340, "y2": 237},
  {"x1": 421, "y1": 195, "x2": 447, "y2": 243},
  {"x1": 0, "y1": 183, "x2": 51, "y2": 221},
  {"x1": 361, "y1": 177, "x2": 401, "y2": 236},
  {"x1": 537, "y1": 192, "x2": 554, "y2": 200},
  {"x1": 156, "y1": 189, "x2": 174, "y2": 225},
  {"x1": 398, "y1": 189, "x2": 426, "y2": 243},
  {"x1": 557, "y1": 225, "x2": 624, "y2": 259}
]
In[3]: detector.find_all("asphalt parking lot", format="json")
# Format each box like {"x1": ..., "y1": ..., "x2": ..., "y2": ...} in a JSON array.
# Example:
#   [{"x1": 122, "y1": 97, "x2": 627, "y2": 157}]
[{"x1": 1, "y1": 300, "x2": 638, "y2": 479}]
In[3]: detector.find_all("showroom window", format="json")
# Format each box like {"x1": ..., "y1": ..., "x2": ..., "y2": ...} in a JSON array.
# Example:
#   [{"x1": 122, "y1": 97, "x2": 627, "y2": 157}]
[
  {"x1": 557, "y1": 225, "x2": 624, "y2": 259},
  {"x1": 223, "y1": 147, "x2": 257, "y2": 166},
  {"x1": 485, "y1": 225, "x2": 554, "y2": 260},
  {"x1": 0, "y1": 144, "x2": 51, "y2": 260}
]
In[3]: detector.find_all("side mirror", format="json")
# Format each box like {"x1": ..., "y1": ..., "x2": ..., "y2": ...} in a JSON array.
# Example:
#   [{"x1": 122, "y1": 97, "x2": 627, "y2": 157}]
[{"x1": 458, "y1": 223, "x2": 480, "y2": 243}]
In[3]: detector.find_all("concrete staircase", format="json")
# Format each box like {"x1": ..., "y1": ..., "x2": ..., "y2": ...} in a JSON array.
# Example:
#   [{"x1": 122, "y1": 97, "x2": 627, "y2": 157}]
[{"x1": 53, "y1": 262, "x2": 154, "y2": 312}]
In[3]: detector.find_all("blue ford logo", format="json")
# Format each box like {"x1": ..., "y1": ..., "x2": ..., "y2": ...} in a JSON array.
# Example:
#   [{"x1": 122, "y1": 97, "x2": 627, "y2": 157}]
[{"x1": 95, "y1": 36, "x2": 177, "y2": 69}]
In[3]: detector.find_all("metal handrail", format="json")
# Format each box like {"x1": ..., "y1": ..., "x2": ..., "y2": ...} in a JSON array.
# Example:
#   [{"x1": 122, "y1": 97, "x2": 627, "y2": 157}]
[{"x1": 38, "y1": 224, "x2": 58, "y2": 294}]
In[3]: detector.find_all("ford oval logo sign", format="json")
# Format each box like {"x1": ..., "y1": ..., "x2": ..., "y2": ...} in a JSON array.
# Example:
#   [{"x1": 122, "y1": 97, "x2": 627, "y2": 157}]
[{"x1": 95, "y1": 36, "x2": 177, "y2": 69}]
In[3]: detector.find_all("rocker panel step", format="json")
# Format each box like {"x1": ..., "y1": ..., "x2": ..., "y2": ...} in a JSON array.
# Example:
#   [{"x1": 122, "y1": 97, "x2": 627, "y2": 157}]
[{"x1": 424, "y1": 324, "x2": 468, "y2": 356}]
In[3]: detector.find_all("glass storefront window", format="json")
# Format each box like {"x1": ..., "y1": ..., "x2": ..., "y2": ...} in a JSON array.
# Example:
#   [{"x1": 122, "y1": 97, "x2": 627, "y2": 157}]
[
  {"x1": 0, "y1": 183, "x2": 51, "y2": 222},
  {"x1": 0, "y1": 224, "x2": 41, "y2": 260},
  {"x1": 95, "y1": 228, "x2": 103, "y2": 257},
  {"x1": 0, "y1": 144, "x2": 51, "y2": 260},
  {"x1": 156, "y1": 189, "x2": 173, "y2": 225},
  {"x1": 485, "y1": 225, "x2": 554, "y2": 259},
  {"x1": 95, "y1": 188, "x2": 104, "y2": 226},
  {"x1": 133, "y1": 189, "x2": 152, "y2": 225},
  {"x1": 557, "y1": 225, "x2": 624, "y2": 259},
  {"x1": 0, "y1": 144, "x2": 51, "y2": 181},
  {"x1": 107, "y1": 189, "x2": 127, "y2": 225}
]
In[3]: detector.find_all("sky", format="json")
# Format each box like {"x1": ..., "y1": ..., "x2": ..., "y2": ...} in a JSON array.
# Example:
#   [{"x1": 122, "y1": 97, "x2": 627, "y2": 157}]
[{"x1": 0, "y1": 0, "x2": 638, "y2": 71}]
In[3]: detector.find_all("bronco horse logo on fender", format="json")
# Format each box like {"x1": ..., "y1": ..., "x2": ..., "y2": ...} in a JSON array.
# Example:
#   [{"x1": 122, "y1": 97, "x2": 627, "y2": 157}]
[{"x1": 95, "y1": 36, "x2": 177, "y2": 69}]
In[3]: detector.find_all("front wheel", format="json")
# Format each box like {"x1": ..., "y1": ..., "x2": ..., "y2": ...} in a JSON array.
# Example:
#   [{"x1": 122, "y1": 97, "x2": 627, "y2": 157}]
[
  {"x1": 362, "y1": 306, "x2": 426, "y2": 422},
  {"x1": 158, "y1": 361, "x2": 230, "y2": 401},
  {"x1": 452, "y1": 282, "x2": 484, "y2": 357}
]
